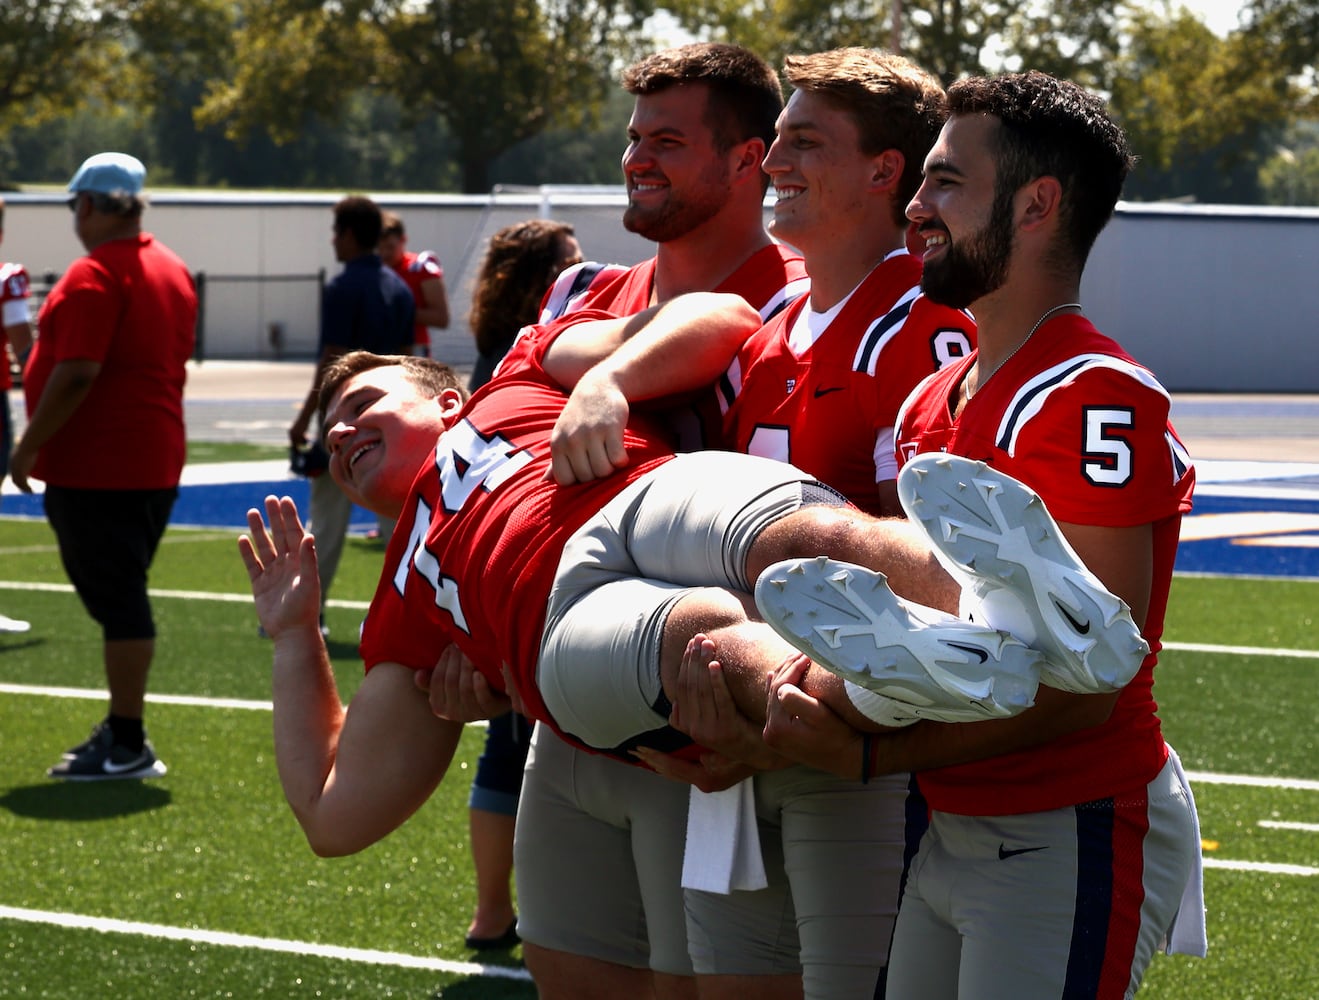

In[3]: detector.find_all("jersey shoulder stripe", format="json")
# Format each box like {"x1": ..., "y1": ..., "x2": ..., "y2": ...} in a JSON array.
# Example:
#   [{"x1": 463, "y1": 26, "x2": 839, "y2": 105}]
[
  {"x1": 538, "y1": 261, "x2": 628, "y2": 322},
  {"x1": 760, "y1": 276, "x2": 810, "y2": 322},
  {"x1": 853, "y1": 284, "x2": 920, "y2": 375},
  {"x1": 996, "y1": 353, "x2": 1170, "y2": 457}
]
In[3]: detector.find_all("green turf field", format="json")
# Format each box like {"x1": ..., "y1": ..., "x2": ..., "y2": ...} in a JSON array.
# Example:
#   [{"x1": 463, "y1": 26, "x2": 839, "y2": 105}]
[{"x1": 0, "y1": 512, "x2": 1315, "y2": 998}]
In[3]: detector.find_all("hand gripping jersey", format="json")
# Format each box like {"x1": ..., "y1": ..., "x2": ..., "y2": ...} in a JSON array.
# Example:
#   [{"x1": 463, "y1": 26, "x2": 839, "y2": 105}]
[
  {"x1": 390, "y1": 249, "x2": 445, "y2": 348},
  {"x1": 357, "y1": 314, "x2": 676, "y2": 743},
  {"x1": 0, "y1": 261, "x2": 30, "y2": 392},
  {"x1": 518, "y1": 244, "x2": 810, "y2": 450},
  {"x1": 721, "y1": 250, "x2": 973, "y2": 514},
  {"x1": 894, "y1": 314, "x2": 1195, "y2": 815}
]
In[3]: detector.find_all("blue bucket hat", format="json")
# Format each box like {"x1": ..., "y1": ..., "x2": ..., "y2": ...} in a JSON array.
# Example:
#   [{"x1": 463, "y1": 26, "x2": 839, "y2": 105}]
[{"x1": 67, "y1": 152, "x2": 146, "y2": 196}]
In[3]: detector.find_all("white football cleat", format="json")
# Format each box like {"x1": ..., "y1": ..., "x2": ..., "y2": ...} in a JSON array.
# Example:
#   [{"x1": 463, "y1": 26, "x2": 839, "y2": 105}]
[
  {"x1": 897, "y1": 453, "x2": 1150, "y2": 694},
  {"x1": 755, "y1": 556, "x2": 1041, "y2": 726}
]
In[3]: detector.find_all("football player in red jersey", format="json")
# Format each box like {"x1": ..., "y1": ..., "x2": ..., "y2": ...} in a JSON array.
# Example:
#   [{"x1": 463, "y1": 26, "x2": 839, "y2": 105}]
[
  {"x1": 494, "y1": 43, "x2": 808, "y2": 999},
  {"x1": 544, "y1": 49, "x2": 977, "y2": 998},
  {"x1": 761, "y1": 72, "x2": 1203, "y2": 999},
  {"x1": 378, "y1": 211, "x2": 450, "y2": 357}
]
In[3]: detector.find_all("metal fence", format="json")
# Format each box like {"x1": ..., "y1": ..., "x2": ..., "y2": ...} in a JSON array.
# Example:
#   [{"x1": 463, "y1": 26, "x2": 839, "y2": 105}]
[{"x1": 12, "y1": 269, "x2": 328, "y2": 376}]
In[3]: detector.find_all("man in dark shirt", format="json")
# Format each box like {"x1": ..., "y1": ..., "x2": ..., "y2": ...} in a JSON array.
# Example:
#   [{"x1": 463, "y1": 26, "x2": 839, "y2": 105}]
[{"x1": 288, "y1": 196, "x2": 415, "y2": 630}]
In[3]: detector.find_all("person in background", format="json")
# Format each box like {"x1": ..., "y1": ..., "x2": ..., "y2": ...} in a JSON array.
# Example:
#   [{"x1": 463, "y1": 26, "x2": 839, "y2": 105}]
[
  {"x1": 288, "y1": 196, "x2": 414, "y2": 630},
  {"x1": 378, "y1": 210, "x2": 450, "y2": 358},
  {"x1": 10, "y1": 153, "x2": 197, "y2": 780},
  {"x1": 467, "y1": 218, "x2": 582, "y2": 393},
  {"x1": 459, "y1": 217, "x2": 583, "y2": 951},
  {"x1": 0, "y1": 195, "x2": 34, "y2": 635}
]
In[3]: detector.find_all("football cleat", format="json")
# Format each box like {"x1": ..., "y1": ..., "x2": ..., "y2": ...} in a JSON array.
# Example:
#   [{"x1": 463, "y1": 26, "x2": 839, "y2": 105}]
[
  {"x1": 755, "y1": 556, "x2": 1041, "y2": 726},
  {"x1": 897, "y1": 453, "x2": 1150, "y2": 694}
]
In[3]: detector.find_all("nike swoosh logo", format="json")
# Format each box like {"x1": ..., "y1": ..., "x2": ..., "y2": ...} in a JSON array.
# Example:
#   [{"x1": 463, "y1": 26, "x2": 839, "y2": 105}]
[
  {"x1": 813, "y1": 386, "x2": 845, "y2": 398},
  {"x1": 1053, "y1": 600, "x2": 1091, "y2": 635},
  {"x1": 102, "y1": 755, "x2": 150, "y2": 774},
  {"x1": 946, "y1": 641, "x2": 989, "y2": 663},
  {"x1": 998, "y1": 843, "x2": 1048, "y2": 860}
]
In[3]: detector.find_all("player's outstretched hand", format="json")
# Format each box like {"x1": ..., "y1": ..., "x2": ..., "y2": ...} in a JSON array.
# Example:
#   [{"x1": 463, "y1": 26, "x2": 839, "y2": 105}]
[
  {"x1": 762, "y1": 652, "x2": 865, "y2": 780},
  {"x1": 237, "y1": 495, "x2": 323, "y2": 641},
  {"x1": 547, "y1": 369, "x2": 631, "y2": 485},
  {"x1": 414, "y1": 643, "x2": 512, "y2": 722}
]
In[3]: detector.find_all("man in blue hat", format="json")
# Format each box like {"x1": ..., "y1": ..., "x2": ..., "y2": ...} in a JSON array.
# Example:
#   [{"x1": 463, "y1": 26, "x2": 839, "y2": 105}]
[{"x1": 10, "y1": 151, "x2": 198, "y2": 780}]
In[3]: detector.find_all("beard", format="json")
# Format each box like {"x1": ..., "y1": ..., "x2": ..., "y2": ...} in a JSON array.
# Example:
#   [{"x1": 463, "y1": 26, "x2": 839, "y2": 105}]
[
  {"x1": 920, "y1": 186, "x2": 1016, "y2": 310},
  {"x1": 623, "y1": 159, "x2": 732, "y2": 243}
]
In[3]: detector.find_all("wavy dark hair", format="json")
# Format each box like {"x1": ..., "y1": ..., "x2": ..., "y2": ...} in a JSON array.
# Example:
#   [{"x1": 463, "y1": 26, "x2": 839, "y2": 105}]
[{"x1": 468, "y1": 219, "x2": 578, "y2": 357}]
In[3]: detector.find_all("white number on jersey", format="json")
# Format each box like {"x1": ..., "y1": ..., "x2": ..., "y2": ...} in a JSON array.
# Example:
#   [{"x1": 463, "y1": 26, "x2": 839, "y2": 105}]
[
  {"x1": 931, "y1": 327, "x2": 974, "y2": 368},
  {"x1": 393, "y1": 495, "x2": 470, "y2": 633},
  {"x1": 436, "y1": 419, "x2": 533, "y2": 512},
  {"x1": 1082, "y1": 406, "x2": 1134, "y2": 486}
]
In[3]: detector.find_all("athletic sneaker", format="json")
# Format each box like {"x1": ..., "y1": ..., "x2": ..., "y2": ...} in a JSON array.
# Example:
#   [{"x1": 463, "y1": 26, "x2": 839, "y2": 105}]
[
  {"x1": 48, "y1": 723, "x2": 167, "y2": 781},
  {"x1": 897, "y1": 453, "x2": 1150, "y2": 694},
  {"x1": 61, "y1": 718, "x2": 113, "y2": 760},
  {"x1": 0, "y1": 613, "x2": 31, "y2": 634},
  {"x1": 755, "y1": 556, "x2": 1042, "y2": 726}
]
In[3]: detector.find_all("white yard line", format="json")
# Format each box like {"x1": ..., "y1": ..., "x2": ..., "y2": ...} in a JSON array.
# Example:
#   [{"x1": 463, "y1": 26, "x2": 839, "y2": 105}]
[{"x1": 0, "y1": 905, "x2": 532, "y2": 981}]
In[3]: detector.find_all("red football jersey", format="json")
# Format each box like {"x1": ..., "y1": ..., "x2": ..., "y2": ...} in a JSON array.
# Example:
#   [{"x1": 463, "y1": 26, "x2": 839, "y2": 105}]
[
  {"x1": 894, "y1": 314, "x2": 1195, "y2": 815},
  {"x1": 357, "y1": 315, "x2": 676, "y2": 746},
  {"x1": 390, "y1": 249, "x2": 444, "y2": 349},
  {"x1": 722, "y1": 251, "x2": 974, "y2": 514},
  {"x1": 0, "y1": 261, "x2": 30, "y2": 392}
]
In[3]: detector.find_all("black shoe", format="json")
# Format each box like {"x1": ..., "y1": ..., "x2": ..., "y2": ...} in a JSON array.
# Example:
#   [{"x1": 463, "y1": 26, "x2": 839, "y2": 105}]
[
  {"x1": 465, "y1": 919, "x2": 520, "y2": 951},
  {"x1": 62, "y1": 719, "x2": 111, "y2": 760},
  {"x1": 49, "y1": 723, "x2": 167, "y2": 781}
]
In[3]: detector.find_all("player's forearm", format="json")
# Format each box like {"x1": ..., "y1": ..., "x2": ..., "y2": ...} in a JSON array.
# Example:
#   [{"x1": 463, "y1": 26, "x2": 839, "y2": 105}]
[
  {"x1": 269, "y1": 629, "x2": 349, "y2": 853},
  {"x1": 553, "y1": 292, "x2": 758, "y2": 400}
]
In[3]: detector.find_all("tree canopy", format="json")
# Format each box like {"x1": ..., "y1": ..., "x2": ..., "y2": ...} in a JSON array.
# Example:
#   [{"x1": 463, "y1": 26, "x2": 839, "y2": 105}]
[{"x1": 1, "y1": 0, "x2": 1317, "y2": 203}]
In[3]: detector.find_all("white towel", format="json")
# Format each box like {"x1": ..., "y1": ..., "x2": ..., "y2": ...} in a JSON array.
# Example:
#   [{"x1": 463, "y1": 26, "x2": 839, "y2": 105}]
[
  {"x1": 1164, "y1": 743, "x2": 1208, "y2": 957},
  {"x1": 681, "y1": 778, "x2": 768, "y2": 893}
]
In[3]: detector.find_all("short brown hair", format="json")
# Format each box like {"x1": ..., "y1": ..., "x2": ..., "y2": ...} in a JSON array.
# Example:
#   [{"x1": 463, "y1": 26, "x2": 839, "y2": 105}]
[
  {"x1": 784, "y1": 48, "x2": 946, "y2": 227},
  {"x1": 623, "y1": 42, "x2": 783, "y2": 155},
  {"x1": 318, "y1": 350, "x2": 467, "y2": 419},
  {"x1": 380, "y1": 210, "x2": 405, "y2": 239}
]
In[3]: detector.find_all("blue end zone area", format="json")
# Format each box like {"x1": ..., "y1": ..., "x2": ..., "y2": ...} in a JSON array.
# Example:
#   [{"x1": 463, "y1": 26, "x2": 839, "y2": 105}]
[
  {"x1": 1174, "y1": 492, "x2": 1319, "y2": 579},
  {"x1": 1, "y1": 478, "x2": 379, "y2": 533}
]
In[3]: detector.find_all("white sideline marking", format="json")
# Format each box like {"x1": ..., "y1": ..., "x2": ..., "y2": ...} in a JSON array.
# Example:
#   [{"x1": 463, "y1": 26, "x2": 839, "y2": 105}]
[
  {"x1": 1202, "y1": 859, "x2": 1318, "y2": 876},
  {"x1": 0, "y1": 578, "x2": 371, "y2": 611},
  {"x1": 1258, "y1": 820, "x2": 1319, "y2": 833},
  {"x1": 0, "y1": 905, "x2": 531, "y2": 981},
  {"x1": 1, "y1": 578, "x2": 1313, "y2": 657},
  {"x1": 1162, "y1": 640, "x2": 1319, "y2": 661},
  {"x1": 1186, "y1": 772, "x2": 1319, "y2": 792}
]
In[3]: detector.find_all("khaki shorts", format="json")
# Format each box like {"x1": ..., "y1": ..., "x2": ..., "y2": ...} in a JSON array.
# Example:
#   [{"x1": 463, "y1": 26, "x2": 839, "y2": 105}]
[
  {"x1": 513, "y1": 724, "x2": 694, "y2": 975},
  {"x1": 686, "y1": 767, "x2": 914, "y2": 995},
  {"x1": 538, "y1": 451, "x2": 824, "y2": 752}
]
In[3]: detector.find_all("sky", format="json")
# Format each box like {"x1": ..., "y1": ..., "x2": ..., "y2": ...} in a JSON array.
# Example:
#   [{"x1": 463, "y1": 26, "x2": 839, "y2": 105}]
[{"x1": 1171, "y1": 0, "x2": 1247, "y2": 36}]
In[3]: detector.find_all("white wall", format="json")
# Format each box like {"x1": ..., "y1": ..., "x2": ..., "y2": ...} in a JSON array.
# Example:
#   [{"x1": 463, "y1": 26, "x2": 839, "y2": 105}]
[{"x1": 5, "y1": 190, "x2": 1317, "y2": 391}]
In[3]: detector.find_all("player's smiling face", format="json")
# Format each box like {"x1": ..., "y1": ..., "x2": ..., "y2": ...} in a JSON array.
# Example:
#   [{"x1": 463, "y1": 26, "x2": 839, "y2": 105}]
[
  {"x1": 621, "y1": 83, "x2": 734, "y2": 243},
  {"x1": 762, "y1": 89, "x2": 875, "y2": 253},
  {"x1": 324, "y1": 366, "x2": 461, "y2": 517},
  {"x1": 907, "y1": 113, "x2": 1015, "y2": 310}
]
